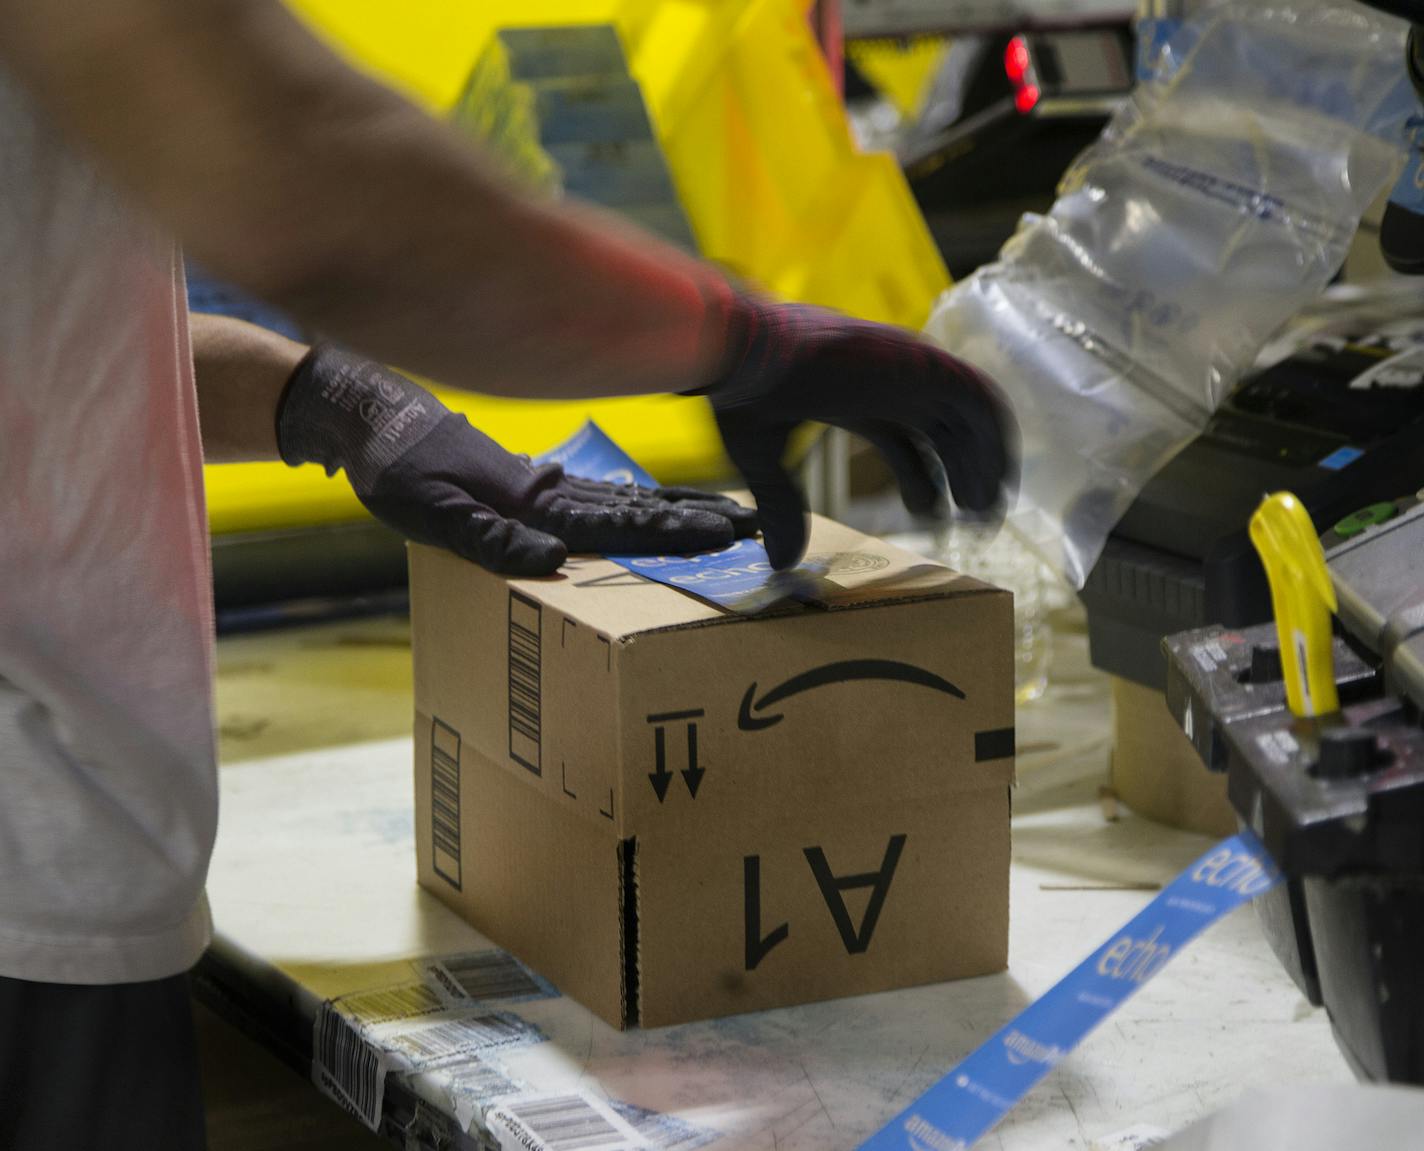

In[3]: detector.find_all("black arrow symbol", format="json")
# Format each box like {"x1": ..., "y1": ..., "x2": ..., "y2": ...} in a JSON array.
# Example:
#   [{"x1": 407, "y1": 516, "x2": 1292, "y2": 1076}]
[
  {"x1": 738, "y1": 659, "x2": 966, "y2": 731},
  {"x1": 682, "y1": 723, "x2": 704, "y2": 799},
  {"x1": 649, "y1": 726, "x2": 672, "y2": 802}
]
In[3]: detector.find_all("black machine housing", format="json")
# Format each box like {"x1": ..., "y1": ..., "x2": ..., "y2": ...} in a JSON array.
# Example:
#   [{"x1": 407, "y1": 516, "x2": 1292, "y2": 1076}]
[{"x1": 1165, "y1": 498, "x2": 1424, "y2": 1083}]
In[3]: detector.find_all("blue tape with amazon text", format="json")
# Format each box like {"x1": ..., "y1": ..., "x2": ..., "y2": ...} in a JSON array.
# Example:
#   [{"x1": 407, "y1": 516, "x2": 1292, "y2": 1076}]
[
  {"x1": 859, "y1": 832, "x2": 1281, "y2": 1151},
  {"x1": 537, "y1": 421, "x2": 813, "y2": 610}
]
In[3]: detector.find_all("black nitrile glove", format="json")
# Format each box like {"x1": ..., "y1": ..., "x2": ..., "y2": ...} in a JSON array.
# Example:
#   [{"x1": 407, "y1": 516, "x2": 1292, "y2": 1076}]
[
  {"x1": 694, "y1": 293, "x2": 1016, "y2": 569},
  {"x1": 276, "y1": 345, "x2": 758, "y2": 576}
]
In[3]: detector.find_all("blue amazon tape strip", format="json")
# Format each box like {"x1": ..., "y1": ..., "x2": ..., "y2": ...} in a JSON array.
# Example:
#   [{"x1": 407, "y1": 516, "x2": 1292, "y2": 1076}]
[
  {"x1": 538, "y1": 420, "x2": 821, "y2": 612},
  {"x1": 538, "y1": 420, "x2": 660, "y2": 490},
  {"x1": 859, "y1": 831, "x2": 1281, "y2": 1151}
]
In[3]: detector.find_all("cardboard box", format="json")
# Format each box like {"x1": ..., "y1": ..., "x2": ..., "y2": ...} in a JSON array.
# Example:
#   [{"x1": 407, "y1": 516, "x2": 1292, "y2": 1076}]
[
  {"x1": 1110, "y1": 675, "x2": 1236, "y2": 837},
  {"x1": 411, "y1": 516, "x2": 1015, "y2": 1028}
]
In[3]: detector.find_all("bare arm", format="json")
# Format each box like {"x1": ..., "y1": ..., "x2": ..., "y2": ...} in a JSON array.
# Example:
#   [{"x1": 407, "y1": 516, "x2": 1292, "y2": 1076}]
[
  {"x1": 0, "y1": 0, "x2": 729, "y2": 400},
  {"x1": 190, "y1": 313, "x2": 306, "y2": 463}
]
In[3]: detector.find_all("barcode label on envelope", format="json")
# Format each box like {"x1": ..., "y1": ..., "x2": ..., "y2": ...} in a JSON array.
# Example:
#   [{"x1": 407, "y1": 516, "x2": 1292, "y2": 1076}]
[
  {"x1": 444, "y1": 1056, "x2": 526, "y2": 1131},
  {"x1": 337, "y1": 982, "x2": 446, "y2": 1026},
  {"x1": 314, "y1": 981, "x2": 548, "y2": 1131},
  {"x1": 379, "y1": 1011, "x2": 543, "y2": 1069},
  {"x1": 488, "y1": 1092, "x2": 649, "y2": 1151},
  {"x1": 313, "y1": 1003, "x2": 393, "y2": 1132},
  {"x1": 419, "y1": 949, "x2": 556, "y2": 1007}
]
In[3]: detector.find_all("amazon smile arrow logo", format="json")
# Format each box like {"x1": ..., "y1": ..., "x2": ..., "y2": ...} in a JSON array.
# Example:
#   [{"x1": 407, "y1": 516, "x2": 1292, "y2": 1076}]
[{"x1": 737, "y1": 659, "x2": 966, "y2": 731}]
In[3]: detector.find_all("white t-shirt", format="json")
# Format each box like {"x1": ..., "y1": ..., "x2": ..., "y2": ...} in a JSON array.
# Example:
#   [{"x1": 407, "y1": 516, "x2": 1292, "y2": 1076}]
[{"x1": 0, "y1": 71, "x2": 218, "y2": 984}]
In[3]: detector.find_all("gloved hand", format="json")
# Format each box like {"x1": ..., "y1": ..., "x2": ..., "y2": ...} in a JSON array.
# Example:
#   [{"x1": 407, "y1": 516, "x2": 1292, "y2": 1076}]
[
  {"x1": 695, "y1": 291, "x2": 1016, "y2": 569},
  {"x1": 276, "y1": 345, "x2": 757, "y2": 576}
]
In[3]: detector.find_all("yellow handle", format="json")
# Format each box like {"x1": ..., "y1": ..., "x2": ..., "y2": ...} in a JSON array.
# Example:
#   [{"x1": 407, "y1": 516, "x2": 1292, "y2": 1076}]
[{"x1": 1249, "y1": 492, "x2": 1338, "y2": 717}]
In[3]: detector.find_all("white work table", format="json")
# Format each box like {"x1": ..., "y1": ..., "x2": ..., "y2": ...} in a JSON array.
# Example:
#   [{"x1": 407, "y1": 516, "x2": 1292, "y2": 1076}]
[{"x1": 205, "y1": 608, "x2": 1353, "y2": 1150}]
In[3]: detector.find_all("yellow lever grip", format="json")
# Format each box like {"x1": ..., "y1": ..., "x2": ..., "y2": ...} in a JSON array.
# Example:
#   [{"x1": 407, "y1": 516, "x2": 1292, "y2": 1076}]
[{"x1": 1249, "y1": 492, "x2": 1338, "y2": 718}]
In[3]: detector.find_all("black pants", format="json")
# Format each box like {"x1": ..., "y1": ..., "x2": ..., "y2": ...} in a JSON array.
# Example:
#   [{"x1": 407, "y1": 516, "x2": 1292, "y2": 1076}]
[{"x1": 0, "y1": 973, "x2": 206, "y2": 1150}]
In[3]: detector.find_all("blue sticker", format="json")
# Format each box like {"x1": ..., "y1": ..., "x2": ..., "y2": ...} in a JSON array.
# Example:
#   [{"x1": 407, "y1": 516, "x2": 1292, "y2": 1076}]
[
  {"x1": 858, "y1": 832, "x2": 1281, "y2": 1151},
  {"x1": 537, "y1": 421, "x2": 820, "y2": 611},
  {"x1": 1317, "y1": 446, "x2": 1364, "y2": 471},
  {"x1": 611, "y1": 537, "x2": 779, "y2": 602},
  {"x1": 536, "y1": 420, "x2": 658, "y2": 488}
]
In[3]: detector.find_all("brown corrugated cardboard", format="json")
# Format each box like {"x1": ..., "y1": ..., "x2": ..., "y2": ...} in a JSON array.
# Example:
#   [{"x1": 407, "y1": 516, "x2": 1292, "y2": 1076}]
[
  {"x1": 1110, "y1": 675, "x2": 1236, "y2": 837},
  {"x1": 411, "y1": 515, "x2": 1015, "y2": 1028}
]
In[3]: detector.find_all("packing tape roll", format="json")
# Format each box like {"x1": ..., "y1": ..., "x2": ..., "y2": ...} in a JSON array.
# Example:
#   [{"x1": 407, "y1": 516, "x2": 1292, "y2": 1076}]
[{"x1": 859, "y1": 832, "x2": 1281, "y2": 1151}]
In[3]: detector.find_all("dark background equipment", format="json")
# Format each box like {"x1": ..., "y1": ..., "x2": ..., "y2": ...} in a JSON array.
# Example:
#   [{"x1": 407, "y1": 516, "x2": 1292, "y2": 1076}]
[
  {"x1": 897, "y1": 24, "x2": 1133, "y2": 276},
  {"x1": 1081, "y1": 310, "x2": 1424, "y2": 690}
]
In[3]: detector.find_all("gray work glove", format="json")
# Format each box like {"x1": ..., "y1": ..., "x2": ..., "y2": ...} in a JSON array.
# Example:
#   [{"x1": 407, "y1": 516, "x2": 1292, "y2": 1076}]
[
  {"x1": 276, "y1": 345, "x2": 758, "y2": 576},
  {"x1": 693, "y1": 291, "x2": 1017, "y2": 569}
]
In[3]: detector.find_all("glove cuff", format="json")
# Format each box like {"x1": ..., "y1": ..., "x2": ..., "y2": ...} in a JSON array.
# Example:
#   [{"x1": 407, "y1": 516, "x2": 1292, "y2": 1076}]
[
  {"x1": 679, "y1": 276, "x2": 765, "y2": 402},
  {"x1": 681, "y1": 284, "x2": 826, "y2": 411},
  {"x1": 275, "y1": 343, "x2": 449, "y2": 492}
]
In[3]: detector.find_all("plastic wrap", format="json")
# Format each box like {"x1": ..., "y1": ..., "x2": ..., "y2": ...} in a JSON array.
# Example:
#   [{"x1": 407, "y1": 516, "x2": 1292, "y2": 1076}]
[{"x1": 925, "y1": 1, "x2": 1417, "y2": 587}]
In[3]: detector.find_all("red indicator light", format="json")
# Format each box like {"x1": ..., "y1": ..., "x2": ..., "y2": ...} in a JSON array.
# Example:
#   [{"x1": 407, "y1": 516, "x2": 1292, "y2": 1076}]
[
  {"x1": 1004, "y1": 36, "x2": 1030, "y2": 83},
  {"x1": 1015, "y1": 83, "x2": 1040, "y2": 114}
]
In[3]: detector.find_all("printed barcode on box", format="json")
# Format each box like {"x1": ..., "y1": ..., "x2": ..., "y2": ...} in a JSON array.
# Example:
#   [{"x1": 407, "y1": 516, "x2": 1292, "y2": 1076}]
[
  {"x1": 313, "y1": 1004, "x2": 386, "y2": 1132},
  {"x1": 425, "y1": 949, "x2": 553, "y2": 1004},
  {"x1": 490, "y1": 1093, "x2": 647, "y2": 1151},
  {"x1": 383, "y1": 1012, "x2": 541, "y2": 1069},
  {"x1": 431, "y1": 718, "x2": 462, "y2": 890},
  {"x1": 508, "y1": 591, "x2": 542, "y2": 775},
  {"x1": 338, "y1": 982, "x2": 446, "y2": 1026}
]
